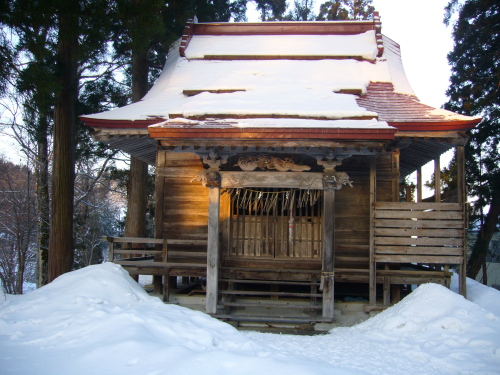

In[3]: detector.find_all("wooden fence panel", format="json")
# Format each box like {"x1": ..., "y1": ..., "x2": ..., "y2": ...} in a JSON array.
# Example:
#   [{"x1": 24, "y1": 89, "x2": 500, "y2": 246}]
[{"x1": 369, "y1": 202, "x2": 466, "y2": 307}]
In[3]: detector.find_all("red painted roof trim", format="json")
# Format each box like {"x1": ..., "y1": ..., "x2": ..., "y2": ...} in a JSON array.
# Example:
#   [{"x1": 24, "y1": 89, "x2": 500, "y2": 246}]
[
  {"x1": 389, "y1": 119, "x2": 481, "y2": 132},
  {"x1": 147, "y1": 126, "x2": 397, "y2": 141},
  {"x1": 192, "y1": 21, "x2": 375, "y2": 36},
  {"x1": 80, "y1": 116, "x2": 164, "y2": 129}
]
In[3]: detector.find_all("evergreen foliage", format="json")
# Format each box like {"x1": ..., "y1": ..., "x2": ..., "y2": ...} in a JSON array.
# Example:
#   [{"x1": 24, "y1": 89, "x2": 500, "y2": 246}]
[
  {"x1": 444, "y1": 0, "x2": 500, "y2": 279},
  {"x1": 284, "y1": 0, "x2": 316, "y2": 21},
  {"x1": 317, "y1": 0, "x2": 374, "y2": 21}
]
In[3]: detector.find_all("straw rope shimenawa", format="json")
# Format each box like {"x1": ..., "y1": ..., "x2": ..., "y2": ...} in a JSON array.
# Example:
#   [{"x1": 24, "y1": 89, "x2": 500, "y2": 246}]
[{"x1": 225, "y1": 188, "x2": 322, "y2": 213}]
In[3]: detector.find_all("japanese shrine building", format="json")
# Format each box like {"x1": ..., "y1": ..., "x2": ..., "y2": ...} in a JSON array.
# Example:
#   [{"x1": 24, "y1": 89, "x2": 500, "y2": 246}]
[{"x1": 81, "y1": 14, "x2": 480, "y2": 325}]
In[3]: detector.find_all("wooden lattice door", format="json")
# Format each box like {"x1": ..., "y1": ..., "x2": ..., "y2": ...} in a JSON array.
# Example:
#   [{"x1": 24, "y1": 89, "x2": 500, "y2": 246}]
[{"x1": 227, "y1": 188, "x2": 323, "y2": 260}]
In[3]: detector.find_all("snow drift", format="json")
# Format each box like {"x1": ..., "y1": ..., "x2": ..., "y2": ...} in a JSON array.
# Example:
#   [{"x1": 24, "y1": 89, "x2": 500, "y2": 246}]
[{"x1": 1, "y1": 263, "x2": 499, "y2": 375}]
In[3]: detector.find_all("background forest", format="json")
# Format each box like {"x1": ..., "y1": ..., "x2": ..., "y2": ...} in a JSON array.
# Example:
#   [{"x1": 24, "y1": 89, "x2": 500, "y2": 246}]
[{"x1": 0, "y1": 0, "x2": 497, "y2": 293}]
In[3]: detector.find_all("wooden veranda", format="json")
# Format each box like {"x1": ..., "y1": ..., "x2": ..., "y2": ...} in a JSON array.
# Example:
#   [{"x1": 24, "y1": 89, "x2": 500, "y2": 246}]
[{"x1": 106, "y1": 195, "x2": 467, "y2": 322}]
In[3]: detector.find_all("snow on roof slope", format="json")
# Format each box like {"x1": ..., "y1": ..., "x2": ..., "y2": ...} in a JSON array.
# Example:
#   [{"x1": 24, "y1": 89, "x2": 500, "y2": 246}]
[
  {"x1": 185, "y1": 31, "x2": 378, "y2": 60},
  {"x1": 83, "y1": 54, "x2": 396, "y2": 122},
  {"x1": 153, "y1": 117, "x2": 391, "y2": 129},
  {"x1": 382, "y1": 35, "x2": 416, "y2": 97},
  {"x1": 81, "y1": 21, "x2": 478, "y2": 131},
  {"x1": 1, "y1": 263, "x2": 499, "y2": 375}
]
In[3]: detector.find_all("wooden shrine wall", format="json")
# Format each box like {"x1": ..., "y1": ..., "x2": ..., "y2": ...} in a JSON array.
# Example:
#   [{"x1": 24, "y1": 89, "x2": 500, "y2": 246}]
[
  {"x1": 334, "y1": 153, "x2": 398, "y2": 271},
  {"x1": 155, "y1": 151, "x2": 399, "y2": 273},
  {"x1": 156, "y1": 152, "x2": 209, "y2": 266},
  {"x1": 334, "y1": 168, "x2": 370, "y2": 269},
  {"x1": 375, "y1": 152, "x2": 400, "y2": 202}
]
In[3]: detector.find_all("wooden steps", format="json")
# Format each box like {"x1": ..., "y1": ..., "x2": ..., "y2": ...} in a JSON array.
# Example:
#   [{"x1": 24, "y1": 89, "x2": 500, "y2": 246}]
[
  {"x1": 221, "y1": 302, "x2": 322, "y2": 310},
  {"x1": 214, "y1": 314, "x2": 332, "y2": 324},
  {"x1": 218, "y1": 274, "x2": 323, "y2": 324},
  {"x1": 221, "y1": 290, "x2": 322, "y2": 298}
]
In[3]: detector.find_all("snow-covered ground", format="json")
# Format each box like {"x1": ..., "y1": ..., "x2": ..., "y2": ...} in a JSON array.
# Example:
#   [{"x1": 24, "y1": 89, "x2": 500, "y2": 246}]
[{"x1": 1, "y1": 263, "x2": 499, "y2": 375}]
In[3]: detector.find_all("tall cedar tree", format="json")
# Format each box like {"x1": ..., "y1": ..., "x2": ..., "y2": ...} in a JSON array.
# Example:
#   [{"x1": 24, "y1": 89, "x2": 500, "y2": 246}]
[
  {"x1": 49, "y1": 0, "x2": 116, "y2": 281},
  {"x1": 317, "y1": 0, "x2": 374, "y2": 20},
  {"x1": 3, "y1": 0, "x2": 126, "y2": 285},
  {"x1": 4, "y1": 0, "x2": 58, "y2": 286},
  {"x1": 444, "y1": 0, "x2": 500, "y2": 280},
  {"x1": 284, "y1": 0, "x2": 316, "y2": 21},
  {"x1": 49, "y1": 1, "x2": 79, "y2": 281},
  {"x1": 115, "y1": 0, "x2": 166, "y2": 245},
  {"x1": 116, "y1": 0, "x2": 263, "y2": 244}
]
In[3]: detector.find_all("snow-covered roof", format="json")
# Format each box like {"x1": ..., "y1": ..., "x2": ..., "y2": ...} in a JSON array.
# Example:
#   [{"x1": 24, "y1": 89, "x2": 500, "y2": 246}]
[
  {"x1": 81, "y1": 17, "x2": 479, "y2": 138},
  {"x1": 184, "y1": 32, "x2": 379, "y2": 60}
]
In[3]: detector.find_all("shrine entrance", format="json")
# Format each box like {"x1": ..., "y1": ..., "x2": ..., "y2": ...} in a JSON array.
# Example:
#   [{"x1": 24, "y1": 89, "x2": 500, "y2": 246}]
[{"x1": 226, "y1": 188, "x2": 323, "y2": 260}]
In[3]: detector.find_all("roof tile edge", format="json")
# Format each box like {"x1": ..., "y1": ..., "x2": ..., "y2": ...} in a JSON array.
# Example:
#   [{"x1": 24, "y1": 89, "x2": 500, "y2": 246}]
[{"x1": 190, "y1": 20, "x2": 376, "y2": 36}]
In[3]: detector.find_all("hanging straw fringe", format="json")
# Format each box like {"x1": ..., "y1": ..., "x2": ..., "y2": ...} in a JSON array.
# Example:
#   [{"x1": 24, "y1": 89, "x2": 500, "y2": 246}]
[{"x1": 224, "y1": 188, "x2": 321, "y2": 213}]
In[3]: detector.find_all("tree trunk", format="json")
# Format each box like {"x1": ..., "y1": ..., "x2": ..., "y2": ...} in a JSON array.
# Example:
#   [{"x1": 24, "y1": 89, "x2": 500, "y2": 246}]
[
  {"x1": 36, "y1": 125, "x2": 50, "y2": 287},
  {"x1": 467, "y1": 190, "x2": 500, "y2": 279},
  {"x1": 123, "y1": 33, "x2": 150, "y2": 241},
  {"x1": 123, "y1": 157, "x2": 148, "y2": 239},
  {"x1": 48, "y1": 8, "x2": 78, "y2": 282}
]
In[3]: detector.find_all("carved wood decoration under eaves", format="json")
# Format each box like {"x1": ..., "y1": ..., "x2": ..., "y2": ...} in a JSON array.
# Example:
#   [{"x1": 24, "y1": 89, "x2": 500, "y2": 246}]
[
  {"x1": 235, "y1": 155, "x2": 311, "y2": 172},
  {"x1": 323, "y1": 170, "x2": 353, "y2": 190}
]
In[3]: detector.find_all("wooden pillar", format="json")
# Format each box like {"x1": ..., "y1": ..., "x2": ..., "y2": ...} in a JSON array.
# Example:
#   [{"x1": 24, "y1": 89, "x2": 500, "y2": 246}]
[
  {"x1": 457, "y1": 145, "x2": 467, "y2": 298},
  {"x1": 322, "y1": 186, "x2": 335, "y2": 319},
  {"x1": 416, "y1": 167, "x2": 423, "y2": 203},
  {"x1": 434, "y1": 157, "x2": 441, "y2": 203},
  {"x1": 392, "y1": 150, "x2": 400, "y2": 202},
  {"x1": 154, "y1": 149, "x2": 166, "y2": 296},
  {"x1": 369, "y1": 157, "x2": 377, "y2": 306},
  {"x1": 206, "y1": 186, "x2": 220, "y2": 314}
]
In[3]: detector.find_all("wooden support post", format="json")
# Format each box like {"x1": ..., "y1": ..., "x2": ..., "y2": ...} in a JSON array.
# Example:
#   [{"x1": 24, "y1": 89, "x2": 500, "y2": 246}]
[
  {"x1": 434, "y1": 157, "x2": 441, "y2": 203},
  {"x1": 107, "y1": 237, "x2": 115, "y2": 262},
  {"x1": 383, "y1": 276, "x2": 390, "y2": 306},
  {"x1": 417, "y1": 167, "x2": 423, "y2": 203},
  {"x1": 369, "y1": 157, "x2": 377, "y2": 306},
  {"x1": 392, "y1": 150, "x2": 400, "y2": 202},
  {"x1": 162, "y1": 268, "x2": 170, "y2": 303},
  {"x1": 457, "y1": 145, "x2": 467, "y2": 298},
  {"x1": 154, "y1": 150, "x2": 166, "y2": 296},
  {"x1": 322, "y1": 187, "x2": 335, "y2": 320},
  {"x1": 206, "y1": 186, "x2": 220, "y2": 314}
]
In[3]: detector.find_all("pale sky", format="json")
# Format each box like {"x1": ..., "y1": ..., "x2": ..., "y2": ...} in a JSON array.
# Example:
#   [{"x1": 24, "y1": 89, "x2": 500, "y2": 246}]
[{"x1": 371, "y1": 0, "x2": 454, "y2": 108}]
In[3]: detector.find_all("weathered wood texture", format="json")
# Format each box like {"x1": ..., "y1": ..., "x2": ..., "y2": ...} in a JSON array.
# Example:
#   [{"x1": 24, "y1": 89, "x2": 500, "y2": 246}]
[
  {"x1": 162, "y1": 153, "x2": 209, "y2": 242},
  {"x1": 322, "y1": 188, "x2": 335, "y2": 319},
  {"x1": 206, "y1": 187, "x2": 220, "y2": 314},
  {"x1": 375, "y1": 153, "x2": 399, "y2": 202},
  {"x1": 334, "y1": 171, "x2": 370, "y2": 268},
  {"x1": 370, "y1": 201, "x2": 466, "y2": 306},
  {"x1": 105, "y1": 236, "x2": 208, "y2": 301}
]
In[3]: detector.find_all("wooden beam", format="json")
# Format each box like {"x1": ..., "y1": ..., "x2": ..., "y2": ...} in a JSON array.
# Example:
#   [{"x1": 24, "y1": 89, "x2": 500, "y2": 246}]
[
  {"x1": 192, "y1": 21, "x2": 375, "y2": 36},
  {"x1": 457, "y1": 145, "x2": 467, "y2": 298},
  {"x1": 206, "y1": 187, "x2": 220, "y2": 314},
  {"x1": 434, "y1": 157, "x2": 441, "y2": 203},
  {"x1": 369, "y1": 157, "x2": 377, "y2": 306},
  {"x1": 220, "y1": 171, "x2": 323, "y2": 189},
  {"x1": 417, "y1": 167, "x2": 423, "y2": 203},
  {"x1": 154, "y1": 151, "x2": 166, "y2": 297},
  {"x1": 322, "y1": 187, "x2": 335, "y2": 320}
]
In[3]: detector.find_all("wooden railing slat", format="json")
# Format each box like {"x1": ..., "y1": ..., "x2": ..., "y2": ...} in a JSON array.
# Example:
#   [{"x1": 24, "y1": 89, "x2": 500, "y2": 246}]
[
  {"x1": 375, "y1": 245, "x2": 464, "y2": 256},
  {"x1": 374, "y1": 254, "x2": 463, "y2": 264},
  {"x1": 374, "y1": 219, "x2": 464, "y2": 229},
  {"x1": 375, "y1": 210, "x2": 463, "y2": 220},
  {"x1": 375, "y1": 237, "x2": 463, "y2": 247},
  {"x1": 113, "y1": 249, "x2": 162, "y2": 255},
  {"x1": 374, "y1": 228, "x2": 463, "y2": 238},
  {"x1": 114, "y1": 260, "x2": 206, "y2": 268},
  {"x1": 373, "y1": 202, "x2": 463, "y2": 210}
]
